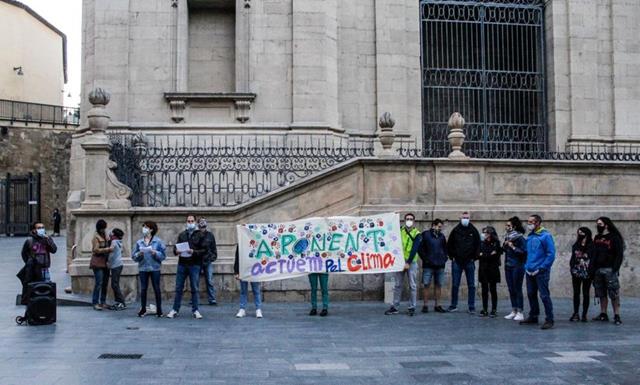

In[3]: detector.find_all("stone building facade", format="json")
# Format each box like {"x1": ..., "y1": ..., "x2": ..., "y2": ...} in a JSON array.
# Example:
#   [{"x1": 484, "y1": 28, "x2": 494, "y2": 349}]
[{"x1": 69, "y1": 0, "x2": 640, "y2": 302}]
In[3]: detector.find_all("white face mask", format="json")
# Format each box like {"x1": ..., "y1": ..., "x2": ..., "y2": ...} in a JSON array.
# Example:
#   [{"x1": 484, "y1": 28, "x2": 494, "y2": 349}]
[
  {"x1": 36, "y1": 228, "x2": 46, "y2": 237},
  {"x1": 461, "y1": 218, "x2": 470, "y2": 227},
  {"x1": 142, "y1": 227, "x2": 150, "y2": 236},
  {"x1": 480, "y1": 233, "x2": 486, "y2": 241},
  {"x1": 186, "y1": 223, "x2": 196, "y2": 231},
  {"x1": 527, "y1": 224, "x2": 535, "y2": 232},
  {"x1": 405, "y1": 220, "x2": 414, "y2": 228}
]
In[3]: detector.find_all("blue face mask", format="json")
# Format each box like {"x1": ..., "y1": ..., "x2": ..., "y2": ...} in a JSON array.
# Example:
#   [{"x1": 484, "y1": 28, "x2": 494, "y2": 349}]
[
  {"x1": 142, "y1": 227, "x2": 150, "y2": 236},
  {"x1": 186, "y1": 223, "x2": 196, "y2": 231},
  {"x1": 461, "y1": 218, "x2": 470, "y2": 227},
  {"x1": 36, "y1": 228, "x2": 46, "y2": 237}
]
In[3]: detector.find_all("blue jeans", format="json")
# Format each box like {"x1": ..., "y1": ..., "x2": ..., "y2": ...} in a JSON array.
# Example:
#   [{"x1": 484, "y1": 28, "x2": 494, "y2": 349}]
[
  {"x1": 202, "y1": 262, "x2": 216, "y2": 303},
  {"x1": 240, "y1": 281, "x2": 261, "y2": 310},
  {"x1": 173, "y1": 264, "x2": 200, "y2": 313},
  {"x1": 450, "y1": 260, "x2": 476, "y2": 310},
  {"x1": 139, "y1": 270, "x2": 162, "y2": 313},
  {"x1": 505, "y1": 265, "x2": 525, "y2": 311},
  {"x1": 526, "y1": 269, "x2": 554, "y2": 322},
  {"x1": 92, "y1": 268, "x2": 110, "y2": 305}
]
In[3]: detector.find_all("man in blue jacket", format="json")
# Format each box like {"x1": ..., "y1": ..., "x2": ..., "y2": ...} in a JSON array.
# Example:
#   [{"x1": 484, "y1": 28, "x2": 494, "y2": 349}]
[{"x1": 520, "y1": 214, "x2": 556, "y2": 330}]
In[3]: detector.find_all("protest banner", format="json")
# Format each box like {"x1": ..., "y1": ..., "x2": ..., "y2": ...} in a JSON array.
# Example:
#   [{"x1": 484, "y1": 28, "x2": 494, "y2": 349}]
[{"x1": 237, "y1": 213, "x2": 404, "y2": 282}]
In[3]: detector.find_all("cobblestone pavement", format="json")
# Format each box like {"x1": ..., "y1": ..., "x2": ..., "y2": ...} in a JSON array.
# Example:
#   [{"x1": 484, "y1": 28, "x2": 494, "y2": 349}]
[{"x1": 1, "y1": 236, "x2": 638, "y2": 385}]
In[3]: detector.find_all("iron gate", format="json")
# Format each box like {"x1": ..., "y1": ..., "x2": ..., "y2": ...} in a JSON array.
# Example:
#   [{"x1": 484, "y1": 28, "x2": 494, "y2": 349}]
[
  {"x1": 420, "y1": 0, "x2": 546, "y2": 157},
  {"x1": 0, "y1": 173, "x2": 41, "y2": 235}
]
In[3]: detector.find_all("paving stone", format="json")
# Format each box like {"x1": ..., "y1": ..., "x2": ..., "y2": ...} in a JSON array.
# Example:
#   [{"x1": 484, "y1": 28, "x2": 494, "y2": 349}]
[{"x1": 0, "y1": 236, "x2": 639, "y2": 385}]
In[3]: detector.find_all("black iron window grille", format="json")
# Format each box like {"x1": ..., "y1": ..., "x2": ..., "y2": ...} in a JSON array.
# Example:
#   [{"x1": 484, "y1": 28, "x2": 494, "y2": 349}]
[{"x1": 420, "y1": 0, "x2": 546, "y2": 157}]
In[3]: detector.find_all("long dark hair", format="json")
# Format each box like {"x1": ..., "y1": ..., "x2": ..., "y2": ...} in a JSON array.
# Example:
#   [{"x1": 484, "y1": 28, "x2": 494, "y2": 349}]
[
  {"x1": 574, "y1": 227, "x2": 593, "y2": 248},
  {"x1": 482, "y1": 226, "x2": 499, "y2": 243},
  {"x1": 597, "y1": 217, "x2": 624, "y2": 248},
  {"x1": 507, "y1": 216, "x2": 525, "y2": 234},
  {"x1": 96, "y1": 219, "x2": 107, "y2": 236}
]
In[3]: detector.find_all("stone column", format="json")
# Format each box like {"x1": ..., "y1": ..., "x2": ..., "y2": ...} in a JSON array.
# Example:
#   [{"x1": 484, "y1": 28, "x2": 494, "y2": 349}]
[
  {"x1": 292, "y1": 0, "x2": 339, "y2": 129},
  {"x1": 175, "y1": 0, "x2": 189, "y2": 93},
  {"x1": 80, "y1": 88, "x2": 132, "y2": 210}
]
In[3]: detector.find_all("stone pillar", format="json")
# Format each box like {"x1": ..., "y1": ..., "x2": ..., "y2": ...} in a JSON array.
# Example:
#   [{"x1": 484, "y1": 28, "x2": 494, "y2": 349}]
[
  {"x1": 175, "y1": 0, "x2": 189, "y2": 93},
  {"x1": 80, "y1": 88, "x2": 132, "y2": 210},
  {"x1": 292, "y1": 0, "x2": 339, "y2": 129}
]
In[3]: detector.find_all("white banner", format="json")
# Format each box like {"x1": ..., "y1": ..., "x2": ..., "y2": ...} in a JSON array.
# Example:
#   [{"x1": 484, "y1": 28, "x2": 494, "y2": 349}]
[{"x1": 237, "y1": 213, "x2": 404, "y2": 282}]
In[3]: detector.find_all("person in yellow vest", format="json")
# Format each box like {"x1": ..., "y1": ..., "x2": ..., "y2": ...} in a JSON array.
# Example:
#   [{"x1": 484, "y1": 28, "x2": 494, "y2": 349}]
[{"x1": 385, "y1": 213, "x2": 421, "y2": 316}]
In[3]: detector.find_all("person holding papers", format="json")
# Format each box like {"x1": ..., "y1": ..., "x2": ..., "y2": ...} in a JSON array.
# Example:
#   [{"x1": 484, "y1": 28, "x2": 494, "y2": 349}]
[
  {"x1": 132, "y1": 221, "x2": 166, "y2": 317},
  {"x1": 167, "y1": 215, "x2": 207, "y2": 319}
]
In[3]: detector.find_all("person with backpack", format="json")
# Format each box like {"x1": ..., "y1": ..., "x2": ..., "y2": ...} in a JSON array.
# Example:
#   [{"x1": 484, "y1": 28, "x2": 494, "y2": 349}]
[
  {"x1": 132, "y1": 221, "x2": 166, "y2": 317},
  {"x1": 107, "y1": 228, "x2": 126, "y2": 310},
  {"x1": 385, "y1": 213, "x2": 420, "y2": 316},
  {"x1": 411, "y1": 218, "x2": 448, "y2": 313},
  {"x1": 591, "y1": 217, "x2": 624, "y2": 325},
  {"x1": 446, "y1": 211, "x2": 481, "y2": 313},
  {"x1": 569, "y1": 227, "x2": 594, "y2": 323},
  {"x1": 503, "y1": 216, "x2": 527, "y2": 321},
  {"x1": 478, "y1": 226, "x2": 503, "y2": 317},
  {"x1": 90, "y1": 219, "x2": 113, "y2": 311}
]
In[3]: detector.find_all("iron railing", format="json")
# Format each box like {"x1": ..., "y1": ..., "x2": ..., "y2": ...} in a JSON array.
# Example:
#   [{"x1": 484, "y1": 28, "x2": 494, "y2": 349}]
[
  {"x1": 397, "y1": 141, "x2": 640, "y2": 162},
  {"x1": 0, "y1": 99, "x2": 80, "y2": 127},
  {"x1": 108, "y1": 133, "x2": 375, "y2": 207},
  {"x1": 108, "y1": 133, "x2": 640, "y2": 208}
]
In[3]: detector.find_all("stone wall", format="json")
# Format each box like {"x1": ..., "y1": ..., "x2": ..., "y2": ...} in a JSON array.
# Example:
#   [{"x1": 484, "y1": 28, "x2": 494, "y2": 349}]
[
  {"x1": 0, "y1": 126, "x2": 72, "y2": 230},
  {"x1": 69, "y1": 158, "x2": 640, "y2": 303}
]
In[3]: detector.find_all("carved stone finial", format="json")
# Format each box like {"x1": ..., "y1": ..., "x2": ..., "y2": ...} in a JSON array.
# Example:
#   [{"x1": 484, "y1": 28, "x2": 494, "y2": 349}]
[
  {"x1": 244, "y1": 0, "x2": 251, "y2": 9},
  {"x1": 88, "y1": 88, "x2": 110, "y2": 106},
  {"x1": 447, "y1": 112, "x2": 468, "y2": 160},
  {"x1": 378, "y1": 112, "x2": 396, "y2": 151},
  {"x1": 87, "y1": 88, "x2": 111, "y2": 132}
]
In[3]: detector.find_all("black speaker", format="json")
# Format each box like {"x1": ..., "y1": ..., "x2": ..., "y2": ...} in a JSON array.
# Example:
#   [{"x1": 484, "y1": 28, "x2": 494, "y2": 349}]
[{"x1": 26, "y1": 282, "x2": 56, "y2": 325}]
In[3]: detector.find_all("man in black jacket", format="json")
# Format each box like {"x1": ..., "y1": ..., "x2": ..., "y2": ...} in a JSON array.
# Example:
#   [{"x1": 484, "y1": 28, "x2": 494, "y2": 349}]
[
  {"x1": 591, "y1": 217, "x2": 624, "y2": 325},
  {"x1": 197, "y1": 218, "x2": 218, "y2": 305},
  {"x1": 21, "y1": 222, "x2": 57, "y2": 283},
  {"x1": 409, "y1": 219, "x2": 448, "y2": 313},
  {"x1": 167, "y1": 215, "x2": 208, "y2": 319},
  {"x1": 446, "y1": 211, "x2": 481, "y2": 313}
]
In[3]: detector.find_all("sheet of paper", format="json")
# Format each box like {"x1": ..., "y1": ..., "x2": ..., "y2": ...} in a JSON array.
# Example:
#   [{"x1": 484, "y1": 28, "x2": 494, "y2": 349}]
[{"x1": 176, "y1": 242, "x2": 191, "y2": 257}]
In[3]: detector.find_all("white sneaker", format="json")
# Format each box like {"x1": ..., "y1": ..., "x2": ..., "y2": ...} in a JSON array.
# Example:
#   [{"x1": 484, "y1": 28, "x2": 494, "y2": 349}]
[
  {"x1": 256, "y1": 309, "x2": 263, "y2": 319},
  {"x1": 236, "y1": 309, "x2": 246, "y2": 318},
  {"x1": 504, "y1": 311, "x2": 517, "y2": 320},
  {"x1": 166, "y1": 309, "x2": 178, "y2": 319},
  {"x1": 514, "y1": 312, "x2": 525, "y2": 321},
  {"x1": 193, "y1": 310, "x2": 203, "y2": 319}
]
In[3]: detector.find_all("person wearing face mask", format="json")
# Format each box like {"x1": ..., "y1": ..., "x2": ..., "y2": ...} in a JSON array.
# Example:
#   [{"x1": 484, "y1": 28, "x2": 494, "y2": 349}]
[
  {"x1": 409, "y1": 218, "x2": 447, "y2": 313},
  {"x1": 478, "y1": 226, "x2": 503, "y2": 317},
  {"x1": 385, "y1": 213, "x2": 420, "y2": 316},
  {"x1": 569, "y1": 227, "x2": 594, "y2": 322},
  {"x1": 167, "y1": 215, "x2": 207, "y2": 319},
  {"x1": 502, "y1": 217, "x2": 527, "y2": 321},
  {"x1": 519, "y1": 214, "x2": 556, "y2": 330},
  {"x1": 197, "y1": 217, "x2": 218, "y2": 306},
  {"x1": 132, "y1": 221, "x2": 166, "y2": 317},
  {"x1": 20, "y1": 222, "x2": 57, "y2": 285},
  {"x1": 591, "y1": 217, "x2": 624, "y2": 325},
  {"x1": 90, "y1": 219, "x2": 114, "y2": 311},
  {"x1": 446, "y1": 211, "x2": 481, "y2": 313}
]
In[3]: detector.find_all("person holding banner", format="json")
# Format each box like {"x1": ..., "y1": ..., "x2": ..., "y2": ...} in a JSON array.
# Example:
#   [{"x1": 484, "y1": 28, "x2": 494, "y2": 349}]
[
  {"x1": 234, "y1": 247, "x2": 263, "y2": 318},
  {"x1": 308, "y1": 272, "x2": 330, "y2": 316},
  {"x1": 385, "y1": 213, "x2": 420, "y2": 316}
]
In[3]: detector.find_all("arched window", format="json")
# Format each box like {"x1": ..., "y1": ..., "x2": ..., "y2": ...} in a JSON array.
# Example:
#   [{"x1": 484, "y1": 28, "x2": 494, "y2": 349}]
[{"x1": 420, "y1": 0, "x2": 546, "y2": 157}]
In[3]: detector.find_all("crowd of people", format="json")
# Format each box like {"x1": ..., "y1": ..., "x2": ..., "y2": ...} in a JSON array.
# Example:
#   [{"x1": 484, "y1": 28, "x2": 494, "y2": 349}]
[
  {"x1": 386, "y1": 212, "x2": 625, "y2": 329},
  {"x1": 18, "y1": 211, "x2": 625, "y2": 327}
]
